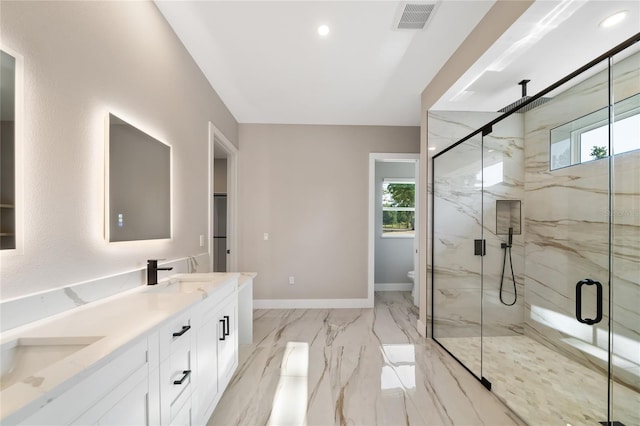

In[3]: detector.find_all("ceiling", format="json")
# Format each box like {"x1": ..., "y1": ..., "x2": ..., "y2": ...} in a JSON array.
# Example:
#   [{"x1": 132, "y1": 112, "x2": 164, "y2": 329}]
[
  {"x1": 156, "y1": 1, "x2": 640, "y2": 127},
  {"x1": 434, "y1": 0, "x2": 640, "y2": 112},
  {"x1": 154, "y1": 0, "x2": 495, "y2": 126}
]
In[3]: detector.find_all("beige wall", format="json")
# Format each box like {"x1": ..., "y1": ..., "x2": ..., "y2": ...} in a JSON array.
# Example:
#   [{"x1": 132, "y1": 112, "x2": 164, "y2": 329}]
[
  {"x1": 0, "y1": 1, "x2": 238, "y2": 300},
  {"x1": 238, "y1": 124, "x2": 419, "y2": 300}
]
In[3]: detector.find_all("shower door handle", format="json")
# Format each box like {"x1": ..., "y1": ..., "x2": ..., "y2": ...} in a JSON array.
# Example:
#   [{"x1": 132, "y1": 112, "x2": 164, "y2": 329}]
[{"x1": 575, "y1": 279, "x2": 603, "y2": 325}]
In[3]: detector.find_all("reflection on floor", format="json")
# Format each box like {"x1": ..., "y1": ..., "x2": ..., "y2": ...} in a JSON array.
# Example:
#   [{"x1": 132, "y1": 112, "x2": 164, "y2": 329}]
[
  {"x1": 208, "y1": 292, "x2": 523, "y2": 426},
  {"x1": 437, "y1": 335, "x2": 640, "y2": 426}
]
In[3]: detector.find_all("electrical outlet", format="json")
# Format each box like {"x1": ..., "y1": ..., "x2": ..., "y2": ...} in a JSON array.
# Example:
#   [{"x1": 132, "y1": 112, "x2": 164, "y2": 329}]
[
  {"x1": 199, "y1": 235, "x2": 205, "y2": 247},
  {"x1": 289, "y1": 276, "x2": 295, "y2": 285},
  {"x1": 264, "y1": 233, "x2": 269, "y2": 241}
]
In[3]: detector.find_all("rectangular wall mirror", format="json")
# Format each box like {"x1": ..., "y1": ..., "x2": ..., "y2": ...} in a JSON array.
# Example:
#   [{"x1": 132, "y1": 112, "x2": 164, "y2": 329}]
[
  {"x1": 106, "y1": 113, "x2": 171, "y2": 242},
  {"x1": 1, "y1": 49, "x2": 17, "y2": 250}
]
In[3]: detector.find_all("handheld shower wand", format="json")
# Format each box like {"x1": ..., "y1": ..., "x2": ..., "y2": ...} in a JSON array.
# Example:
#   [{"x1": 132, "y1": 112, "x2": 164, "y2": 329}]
[{"x1": 499, "y1": 227, "x2": 517, "y2": 306}]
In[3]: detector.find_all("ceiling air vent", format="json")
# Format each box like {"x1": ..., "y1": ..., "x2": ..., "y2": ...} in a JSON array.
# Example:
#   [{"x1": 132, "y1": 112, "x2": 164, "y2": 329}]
[{"x1": 396, "y1": 2, "x2": 437, "y2": 30}]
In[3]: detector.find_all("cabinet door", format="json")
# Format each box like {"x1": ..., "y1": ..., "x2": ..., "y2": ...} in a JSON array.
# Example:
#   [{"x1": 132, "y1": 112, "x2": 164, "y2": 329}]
[
  {"x1": 195, "y1": 307, "x2": 220, "y2": 418},
  {"x1": 170, "y1": 398, "x2": 192, "y2": 426},
  {"x1": 72, "y1": 363, "x2": 159, "y2": 426},
  {"x1": 97, "y1": 377, "x2": 153, "y2": 425},
  {"x1": 217, "y1": 299, "x2": 237, "y2": 387}
]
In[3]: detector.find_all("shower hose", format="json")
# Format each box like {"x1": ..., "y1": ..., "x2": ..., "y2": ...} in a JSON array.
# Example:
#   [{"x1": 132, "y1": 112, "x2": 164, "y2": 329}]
[{"x1": 499, "y1": 233, "x2": 517, "y2": 306}]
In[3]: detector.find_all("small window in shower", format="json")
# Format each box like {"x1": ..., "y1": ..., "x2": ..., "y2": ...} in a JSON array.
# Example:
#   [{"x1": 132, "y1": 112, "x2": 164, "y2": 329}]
[
  {"x1": 549, "y1": 93, "x2": 640, "y2": 170},
  {"x1": 382, "y1": 179, "x2": 415, "y2": 238}
]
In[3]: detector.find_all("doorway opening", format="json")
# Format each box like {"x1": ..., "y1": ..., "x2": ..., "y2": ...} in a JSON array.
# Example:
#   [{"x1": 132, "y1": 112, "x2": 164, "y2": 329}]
[
  {"x1": 209, "y1": 123, "x2": 238, "y2": 272},
  {"x1": 368, "y1": 153, "x2": 420, "y2": 307}
]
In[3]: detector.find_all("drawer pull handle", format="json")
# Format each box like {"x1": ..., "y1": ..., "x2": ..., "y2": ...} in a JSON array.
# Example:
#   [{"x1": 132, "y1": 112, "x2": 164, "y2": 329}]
[
  {"x1": 219, "y1": 319, "x2": 226, "y2": 341},
  {"x1": 173, "y1": 370, "x2": 191, "y2": 385},
  {"x1": 224, "y1": 315, "x2": 230, "y2": 337},
  {"x1": 172, "y1": 325, "x2": 191, "y2": 337}
]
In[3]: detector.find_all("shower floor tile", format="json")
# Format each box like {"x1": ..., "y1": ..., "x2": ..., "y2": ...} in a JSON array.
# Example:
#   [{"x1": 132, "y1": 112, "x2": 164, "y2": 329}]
[
  {"x1": 208, "y1": 292, "x2": 524, "y2": 426},
  {"x1": 437, "y1": 335, "x2": 639, "y2": 426}
]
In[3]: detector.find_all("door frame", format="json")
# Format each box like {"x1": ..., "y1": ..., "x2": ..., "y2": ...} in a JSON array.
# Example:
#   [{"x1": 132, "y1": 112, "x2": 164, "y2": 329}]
[
  {"x1": 208, "y1": 122, "x2": 238, "y2": 272},
  {"x1": 368, "y1": 153, "x2": 420, "y2": 306}
]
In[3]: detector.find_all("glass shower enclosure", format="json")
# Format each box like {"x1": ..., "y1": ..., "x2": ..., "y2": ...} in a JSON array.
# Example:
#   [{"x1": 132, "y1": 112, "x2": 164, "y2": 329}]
[{"x1": 431, "y1": 35, "x2": 639, "y2": 425}]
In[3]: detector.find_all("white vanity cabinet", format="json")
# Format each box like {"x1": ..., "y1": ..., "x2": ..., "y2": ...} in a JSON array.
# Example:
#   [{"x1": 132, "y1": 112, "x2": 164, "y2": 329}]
[
  {"x1": 3, "y1": 275, "x2": 242, "y2": 426},
  {"x1": 192, "y1": 284, "x2": 238, "y2": 424},
  {"x1": 20, "y1": 336, "x2": 160, "y2": 426}
]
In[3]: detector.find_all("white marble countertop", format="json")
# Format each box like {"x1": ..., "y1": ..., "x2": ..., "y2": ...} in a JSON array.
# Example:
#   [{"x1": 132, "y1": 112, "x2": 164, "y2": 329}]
[{"x1": 0, "y1": 272, "x2": 243, "y2": 423}]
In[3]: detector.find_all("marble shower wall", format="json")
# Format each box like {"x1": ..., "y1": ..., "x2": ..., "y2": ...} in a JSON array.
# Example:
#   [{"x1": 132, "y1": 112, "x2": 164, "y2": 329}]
[
  {"x1": 429, "y1": 111, "x2": 525, "y2": 342},
  {"x1": 523, "y1": 50, "x2": 640, "y2": 390}
]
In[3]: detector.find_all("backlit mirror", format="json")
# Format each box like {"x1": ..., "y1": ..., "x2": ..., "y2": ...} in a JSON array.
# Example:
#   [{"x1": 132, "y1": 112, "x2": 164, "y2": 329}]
[
  {"x1": 1, "y1": 49, "x2": 17, "y2": 250},
  {"x1": 106, "y1": 113, "x2": 170, "y2": 242}
]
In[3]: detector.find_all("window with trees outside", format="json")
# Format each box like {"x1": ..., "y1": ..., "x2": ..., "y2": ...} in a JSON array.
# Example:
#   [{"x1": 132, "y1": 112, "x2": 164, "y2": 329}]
[
  {"x1": 549, "y1": 93, "x2": 640, "y2": 170},
  {"x1": 382, "y1": 179, "x2": 415, "y2": 238}
]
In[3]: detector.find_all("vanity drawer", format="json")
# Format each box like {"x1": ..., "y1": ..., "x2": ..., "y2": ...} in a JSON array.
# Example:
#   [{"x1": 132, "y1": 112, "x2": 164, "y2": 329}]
[
  {"x1": 160, "y1": 329, "x2": 193, "y2": 424},
  {"x1": 159, "y1": 308, "x2": 192, "y2": 358}
]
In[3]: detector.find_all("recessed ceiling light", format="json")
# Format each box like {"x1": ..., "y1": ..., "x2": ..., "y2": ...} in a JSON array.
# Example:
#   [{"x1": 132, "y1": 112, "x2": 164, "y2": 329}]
[
  {"x1": 318, "y1": 25, "x2": 330, "y2": 37},
  {"x1": 428, "y1": 147, "x2": 436, "y2": 151},
  {"x1": 600, "y1": 11, "x2": 628, "y2": 28}
]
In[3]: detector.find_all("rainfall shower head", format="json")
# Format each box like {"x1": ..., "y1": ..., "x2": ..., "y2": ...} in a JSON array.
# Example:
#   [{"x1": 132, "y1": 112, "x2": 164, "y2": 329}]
[
  {"x1": 498, "y1": 79, "x2": 552, "y2": 113},
  {"x1": 498, "y1": 96, "x2": 553, "y2": 113}
]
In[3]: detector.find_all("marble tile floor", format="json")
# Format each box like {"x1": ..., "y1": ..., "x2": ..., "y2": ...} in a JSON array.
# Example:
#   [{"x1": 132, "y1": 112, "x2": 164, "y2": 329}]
[
  {"x1": 437, "y1": 335, "x2": 639, "y2": 426},
  {"x1": 208, "y1": 292, "x2": 525, "y2": 426}
]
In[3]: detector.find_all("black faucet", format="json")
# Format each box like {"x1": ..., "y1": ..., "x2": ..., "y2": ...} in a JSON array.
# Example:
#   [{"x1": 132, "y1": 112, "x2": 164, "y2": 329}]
[{"x1": 147, "y1": 259, "x2": 173, "y2": 285}]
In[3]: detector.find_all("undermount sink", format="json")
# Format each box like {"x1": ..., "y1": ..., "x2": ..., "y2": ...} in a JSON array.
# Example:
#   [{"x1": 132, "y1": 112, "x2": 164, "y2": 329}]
[
  {"x1": 169, "y1": 273, "x2": 228, "y2": 282},
  {"x1": 143, "y1": 273, "x2": 235, "y2": 295},
  {"x1": 1, "y1": 336, "x2": 103, "y2": 391},
  {"x1": 143, "y1": 281, "x2": 206, "y2": 295}
]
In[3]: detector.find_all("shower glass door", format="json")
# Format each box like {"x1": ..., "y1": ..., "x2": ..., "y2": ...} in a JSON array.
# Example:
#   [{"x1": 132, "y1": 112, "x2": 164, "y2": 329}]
[
  {"x1": 610, "y1": 47, "x2": 640, "y2": 425},
  {"x1": 493, "y1": 58, "x2": 612, "y2": 424},
  {"x1": 432, "y1": 133, "x2": 483, "y2": 378}
]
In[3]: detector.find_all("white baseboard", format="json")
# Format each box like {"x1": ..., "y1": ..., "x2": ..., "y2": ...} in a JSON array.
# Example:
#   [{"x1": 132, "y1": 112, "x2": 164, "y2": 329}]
[
  {"x1": 374, "y1": 283, "x2": 413, "y2": 292},
  {"x1": 253, "y1": 298, "x2": 373, "y2": 309}
]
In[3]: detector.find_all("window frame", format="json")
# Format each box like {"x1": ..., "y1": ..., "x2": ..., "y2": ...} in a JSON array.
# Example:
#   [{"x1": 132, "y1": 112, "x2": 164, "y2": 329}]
[
  {"x1": 381, "y1": 178, "x2": 416, "y2": 239},
  {"x1": 550, "y1": 93, "x2": 640, "y2": 171}
]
